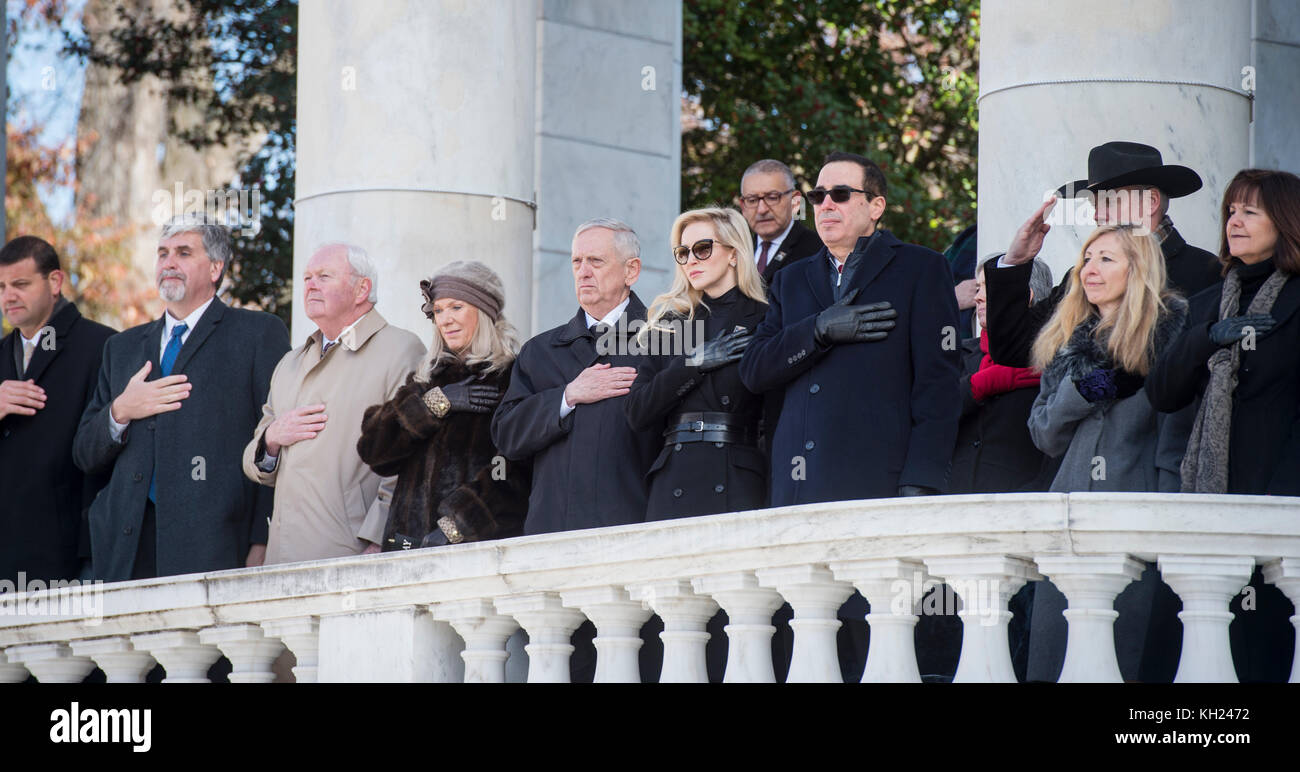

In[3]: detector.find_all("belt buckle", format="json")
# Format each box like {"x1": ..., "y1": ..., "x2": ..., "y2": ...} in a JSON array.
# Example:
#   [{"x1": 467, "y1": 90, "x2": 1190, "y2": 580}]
[{"x1": 692, "y1": 420, "x2": 705, "y2": 432}]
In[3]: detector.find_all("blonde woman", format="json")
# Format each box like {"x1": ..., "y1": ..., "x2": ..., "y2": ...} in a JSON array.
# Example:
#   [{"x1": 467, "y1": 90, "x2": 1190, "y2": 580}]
[
  {"x1": 624, "y1": 207, "x2": 769, "y2": 520},
  {"x1": 357, "y1": 261, "x2": 530, "y2": 549},
  {"x1": 1025, "y1": 224, "x2": 1189, "y2": 684}
]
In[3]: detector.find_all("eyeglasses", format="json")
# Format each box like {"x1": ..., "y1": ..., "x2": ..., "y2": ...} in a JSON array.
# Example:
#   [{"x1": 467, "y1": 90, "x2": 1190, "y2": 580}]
[
  {"x1": 673, "y1": 238, "x2": 728, "y2": 265},
  {"x1": 736, "y1": 188, "x2": 795, "y2": 209},
  {"x1": 806, "y1": 186, "x2": 875, "y2": 206}
]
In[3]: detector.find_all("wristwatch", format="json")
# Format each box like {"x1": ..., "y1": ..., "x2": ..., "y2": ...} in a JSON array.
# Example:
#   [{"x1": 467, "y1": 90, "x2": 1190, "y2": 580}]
[{"x1": 423, "y1": 386, "x2": 451, "y2": 418}]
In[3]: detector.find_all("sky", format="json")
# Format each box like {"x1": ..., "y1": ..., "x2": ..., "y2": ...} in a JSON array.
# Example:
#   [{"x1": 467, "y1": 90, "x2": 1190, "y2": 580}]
[{"x1": 6, "y1": 0, "x2": 89, "y2": 226}]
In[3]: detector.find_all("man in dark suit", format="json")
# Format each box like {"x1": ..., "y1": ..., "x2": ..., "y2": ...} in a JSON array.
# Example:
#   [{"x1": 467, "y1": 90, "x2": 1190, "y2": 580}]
[
  {"x1": 737, "y1": 159, "x2": 824, "y2": 286},
  {"x1": 492, "y1": 218, "x2": 659, "y2": 535},
  {"x1": 0, "y1": 236, "x2": 115, "y2": 586},
  {"x1": 985, "y1": 141, "x2": 1223, "y2": 367},
  {"x1": 73, "y1": 216, "x2": 289, "y2": 581}
]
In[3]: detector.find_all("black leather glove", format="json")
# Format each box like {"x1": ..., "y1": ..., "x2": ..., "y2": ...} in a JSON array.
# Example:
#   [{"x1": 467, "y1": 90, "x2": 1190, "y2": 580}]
[
  {"x1": 814, "y1": 288, "x2": 898, "y2": 346},
  {"x1": 421, "y1": 528, "x2": 450, "y2": 548},
  {"x1": 1208, "y1": 314, "x2": 1276, "y2": 347},
  {"x1": 898, "y1": 485, "x2": 937, "y2": 497},
  {"x1": 439, "y1": 375, "x2": 501, "y2": 414},
  {"x1": 686, "y1": 327, "x2": 752, "y2": 372}
]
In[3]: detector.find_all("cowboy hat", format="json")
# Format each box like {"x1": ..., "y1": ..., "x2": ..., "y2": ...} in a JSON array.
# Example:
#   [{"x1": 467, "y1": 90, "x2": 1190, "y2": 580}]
[{"x1": 1056, "y1": 141, "x2": 1202, "y2": 199}]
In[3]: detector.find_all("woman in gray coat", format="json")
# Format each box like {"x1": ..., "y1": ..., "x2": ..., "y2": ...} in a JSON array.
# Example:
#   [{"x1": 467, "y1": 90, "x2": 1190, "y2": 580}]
[{"x1": 1024, "y1": 224, "x2": 1189, "y2": 682}]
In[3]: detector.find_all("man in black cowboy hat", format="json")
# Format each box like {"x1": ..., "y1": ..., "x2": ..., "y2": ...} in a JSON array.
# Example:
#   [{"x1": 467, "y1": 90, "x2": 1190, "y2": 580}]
[{"x1": 984, "y1": 141, "x2": 1222, "y2": 367}]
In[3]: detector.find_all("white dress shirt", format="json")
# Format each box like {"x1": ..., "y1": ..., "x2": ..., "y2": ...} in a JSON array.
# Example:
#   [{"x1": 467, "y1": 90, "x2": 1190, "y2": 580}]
[
  {"x1": 108, "y1": 297, "x2": 214, "y2": 442},
  {"x1": 560, "y1": 295, "x2": 632, "y2": 418}
]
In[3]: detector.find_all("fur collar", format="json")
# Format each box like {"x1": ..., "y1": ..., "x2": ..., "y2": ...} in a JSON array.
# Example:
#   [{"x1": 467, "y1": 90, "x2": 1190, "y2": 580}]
[{"x1": 1044, "y1": 296, "x2": 1188, "y2": 382}]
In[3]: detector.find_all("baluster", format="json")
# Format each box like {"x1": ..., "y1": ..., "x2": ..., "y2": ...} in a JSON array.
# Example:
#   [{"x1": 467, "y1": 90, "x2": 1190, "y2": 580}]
[
  {"x1": 756, "y1": 565, "x2": 854, "y2": 683},
  {"x1": 130, "y1": 631, "x2": 222, "y2": 683},
  {"x1": 1261, "y1": 558, "x2": 1300, "y2": 683},
  {"x1": 692, "y1": 572, "x2": 783, "y2": 683},
  {"x1": 70, "y1": 637, "x2": 156, "y2": 683},
  {"x1": 560, "y1": 587, "x2": 652, "y2": 683},
  {"x1": 200, "y1": 624, "x2": 285, "y2": 683},
  {"x1": 1159, "y1": 555, "x2": 1254, "y2": 683},
  {"x1": 1034, "y1": 555, "x2": 1144, "y2": 683},
  {"x1": 261, "y1": 617, "x2": 320, "y2": 683},
  {"x1": 628, "y1": 580, "x2": 717, "y2": 683},
  {"x1": 494, "y1": 593, "x2": 586, "y2": 683},
  {"x1": 925, "y1": 556, "x2": 1039, "y2": 683},
  {"x1": 7, "y1": 642, "x2": 96, "y2": 683},
  {"x1": 432, "y1": 599, "x2": 519, "y2": 683},
  {"x1": 830, "y1": 558, "x2": 929, "y2": 683}
]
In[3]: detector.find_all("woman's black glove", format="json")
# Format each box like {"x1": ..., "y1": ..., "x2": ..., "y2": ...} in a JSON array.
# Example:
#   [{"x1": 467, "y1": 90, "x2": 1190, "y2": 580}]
[
  {"x1": 813, "y1": 288, "x2": 897, "y2": 346},
  {"x1": 1074, "y1": 367, "x2": 1144, "y2": 403},
  {"x1": 686, "y1": 328, "x2": 752, "y2": 372},
  {"x1": 1208, "y1": 314, "x2": 1276, "y2": 347},
  {"x1": 440, "y1": 375, "x2": 501, "y2": 414}
]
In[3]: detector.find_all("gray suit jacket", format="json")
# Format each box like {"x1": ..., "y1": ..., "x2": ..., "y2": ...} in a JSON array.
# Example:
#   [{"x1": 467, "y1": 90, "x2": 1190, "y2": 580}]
[{"x1": 73, "y1": 298, "x2": 289, "y2": 581}]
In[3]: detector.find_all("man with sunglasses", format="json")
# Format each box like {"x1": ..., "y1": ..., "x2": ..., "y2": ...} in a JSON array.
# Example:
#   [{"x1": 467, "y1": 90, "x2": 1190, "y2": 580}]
[{"x1": 737, "y1": 159, "x2": 825, "y2": 286}]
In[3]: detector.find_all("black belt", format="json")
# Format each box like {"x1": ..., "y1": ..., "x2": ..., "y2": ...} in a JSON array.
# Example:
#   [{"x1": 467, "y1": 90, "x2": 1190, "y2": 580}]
[{"x1": 664, "y1": 411, "x2": 756, "y2": 447}]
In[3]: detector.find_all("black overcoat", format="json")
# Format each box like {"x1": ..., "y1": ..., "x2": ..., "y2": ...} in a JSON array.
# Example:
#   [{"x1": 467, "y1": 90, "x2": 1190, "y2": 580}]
[
  {"x1": 738, "y1": 229, "x2": 962, "y2": 505},
  {"x1": 491, "y1": 293, "x2": 660, "y2": 535},
  {"x1": 0, "y1": 301, "x2": 115, "y2": 584},
  {"x1": 759, "y1": 220, "x2": 825, "y2": 286},
  {"x1": 72, "y1": 299, "x2": 289, "y2": 581},
  {"x1": 948, "y1": 337, "x2": 1050, "y2": 494},
  {"x1": 986, "y1": 223, "x2": 1222, "y2": 367},
  {"x1": 624, "y1": 287, "x2": 769, "y2": 520}
]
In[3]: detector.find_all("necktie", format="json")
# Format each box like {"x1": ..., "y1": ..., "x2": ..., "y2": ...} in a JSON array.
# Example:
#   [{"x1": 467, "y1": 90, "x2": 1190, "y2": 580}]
[
  {"x1": 149, "y1": 322, "x2": 188, "y2": 504},
  {"x1": 21, "y1": 337, "x2": 36, "y2": 373},
  {"x1": 757, "y1": 241, "x2": 772, "y2": 275}
]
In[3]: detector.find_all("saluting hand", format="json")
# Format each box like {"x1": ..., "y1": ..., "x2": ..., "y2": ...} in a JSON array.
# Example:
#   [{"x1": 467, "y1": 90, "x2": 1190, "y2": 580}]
[
  {"x1": 1004, "y1": 197, "x2": 1057, "y2": 266},
  {"x1": 264, "y1": 403, "x2": 328, "y2": 456},
  {"x1": 564, "y1": 362, "x2": 637, "y2": 406},
  {"x1": 110, "y1": 361, "x2": 191, "y2": 424},
  {"x1": 0, "y1": 379, "x2": 46, "y2": 418}
]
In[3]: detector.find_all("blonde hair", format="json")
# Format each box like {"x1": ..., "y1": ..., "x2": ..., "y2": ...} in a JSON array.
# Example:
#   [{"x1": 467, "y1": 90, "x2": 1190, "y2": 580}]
[
  {"x1": 415, "y1": 306, "x2": 520, "y2": 381},
  {"x1": 641, "y1": 208, "x2": 766, "y2": 341},
  {"x1": 1031, "y1": 225, "x2": 1173, "y2": 376}
]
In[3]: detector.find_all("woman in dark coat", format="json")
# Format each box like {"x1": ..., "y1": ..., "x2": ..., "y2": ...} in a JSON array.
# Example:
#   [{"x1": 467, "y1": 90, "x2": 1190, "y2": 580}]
[
  {"x1": 1147, "y1": 168, "x2": 1300, "y2": 681},
  {"x1": 625, "y1": 207, "x2": 769, "y2": 520},
  {"x1": 357, "y1": 260, "x2": 530, "y2": 549}
]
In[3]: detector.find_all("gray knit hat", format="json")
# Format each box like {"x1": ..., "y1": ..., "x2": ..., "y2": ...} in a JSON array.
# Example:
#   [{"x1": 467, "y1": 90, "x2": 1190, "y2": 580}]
[{"x1": 420, "y1": 260, "x2": 505, "y2": 322}]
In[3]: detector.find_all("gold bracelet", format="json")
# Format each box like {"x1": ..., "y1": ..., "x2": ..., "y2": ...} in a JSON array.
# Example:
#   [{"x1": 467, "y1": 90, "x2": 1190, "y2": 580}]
[
  {"x1": 436, "y1": 516, "x2": 464, "y2": 544},
  {"x1": 423, "y1": 386, "x2": 451, "y2": 418}
]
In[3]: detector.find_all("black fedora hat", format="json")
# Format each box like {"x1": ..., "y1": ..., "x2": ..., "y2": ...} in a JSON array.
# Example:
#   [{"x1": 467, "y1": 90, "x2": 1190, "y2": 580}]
[{"x1": 1055, "y1": 141, "x2": 1203, "y2": 199}]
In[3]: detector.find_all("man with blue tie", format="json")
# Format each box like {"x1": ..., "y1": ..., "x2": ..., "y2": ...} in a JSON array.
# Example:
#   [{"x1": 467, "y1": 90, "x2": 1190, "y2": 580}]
[{"x1": 73, "y1": 215, "x2": 289, "y2": 581}]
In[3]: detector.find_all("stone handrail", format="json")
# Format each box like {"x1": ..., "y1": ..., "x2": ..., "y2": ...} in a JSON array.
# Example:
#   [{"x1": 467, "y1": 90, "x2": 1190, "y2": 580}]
[{"x1": 1, "y1": 493, "x2": 1297, "y2": 683}]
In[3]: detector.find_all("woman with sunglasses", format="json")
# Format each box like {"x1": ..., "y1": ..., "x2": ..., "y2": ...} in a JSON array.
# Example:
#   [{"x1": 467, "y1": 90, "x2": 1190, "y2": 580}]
[{"x1": 625, "y1": 207, "x2": 770, "y2": 520}]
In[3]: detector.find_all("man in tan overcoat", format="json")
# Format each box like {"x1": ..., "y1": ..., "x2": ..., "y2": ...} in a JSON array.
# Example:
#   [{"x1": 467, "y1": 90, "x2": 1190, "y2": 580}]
[{"x1": 242, "y1": 243, "x2": 425, "y2": 564}]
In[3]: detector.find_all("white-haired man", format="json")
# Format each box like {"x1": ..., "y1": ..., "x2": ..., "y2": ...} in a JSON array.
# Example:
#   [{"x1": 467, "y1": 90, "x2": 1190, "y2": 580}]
[
  {"x1": 243, "y1": 243, "x2": 424, "y2": 564},
  {"x1": 74, "y1": 215, "x2": 290, "y2": 580}
]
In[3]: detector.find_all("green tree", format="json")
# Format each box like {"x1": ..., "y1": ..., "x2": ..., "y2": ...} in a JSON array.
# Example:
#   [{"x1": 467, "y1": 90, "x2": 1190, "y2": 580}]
[
  {"x1": 64, "y1": 0, "x2": 297, "y2": 322},
  {"x1": 682, "y1": 0, "x2": 979, "y2": 250}
]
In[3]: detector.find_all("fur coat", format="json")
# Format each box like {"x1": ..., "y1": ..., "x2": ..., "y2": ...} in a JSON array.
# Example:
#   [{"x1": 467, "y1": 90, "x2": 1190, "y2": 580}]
[
  {"x1": 357, "y1": 359, "x2": 530, "y2": 547},
  {"x1": 1028, "y1": 298, "x2": 1191, "y2": 492}
]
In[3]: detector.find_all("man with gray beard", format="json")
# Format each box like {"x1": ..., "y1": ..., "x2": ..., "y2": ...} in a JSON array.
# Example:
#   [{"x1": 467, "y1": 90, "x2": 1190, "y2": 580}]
[{"x1": 74, "y1": 215, "x2": 289, "y2": 581}]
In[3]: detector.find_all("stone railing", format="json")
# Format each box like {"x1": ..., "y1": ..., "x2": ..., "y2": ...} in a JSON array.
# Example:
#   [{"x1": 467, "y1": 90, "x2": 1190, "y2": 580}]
[{"x1": 2, "y1": 493, "x2": 1297, "y2": 683}]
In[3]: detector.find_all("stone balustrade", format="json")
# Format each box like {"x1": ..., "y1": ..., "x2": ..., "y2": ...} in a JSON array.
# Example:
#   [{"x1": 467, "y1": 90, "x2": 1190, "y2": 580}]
[{"x1": 1, "y1": 493, "x2": 1297, "y2": 684}]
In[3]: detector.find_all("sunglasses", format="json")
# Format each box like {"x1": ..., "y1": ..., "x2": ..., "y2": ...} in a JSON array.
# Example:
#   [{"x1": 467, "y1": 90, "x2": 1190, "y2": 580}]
[
  {"x1": 806, "y1": 185, "x2": 875, "y2": 206},
  {"x1": 673, "y1": 238, "x2": 730, "y2": 265}
]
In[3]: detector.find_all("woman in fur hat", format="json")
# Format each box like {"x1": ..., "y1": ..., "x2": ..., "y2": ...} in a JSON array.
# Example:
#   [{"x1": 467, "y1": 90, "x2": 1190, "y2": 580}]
[
  {"x1": 357, "y1": 260, "x2": 530, "y2": 549},
  {"x1": 1024, "y1": 224, "x2": 1190, "y2": 683}
]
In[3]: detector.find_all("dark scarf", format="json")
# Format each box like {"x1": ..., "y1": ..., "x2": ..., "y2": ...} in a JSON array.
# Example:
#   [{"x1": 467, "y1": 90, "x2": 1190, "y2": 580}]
[{"x1": 1181, "y1": 262, "x2": 1290, "y2": 493}]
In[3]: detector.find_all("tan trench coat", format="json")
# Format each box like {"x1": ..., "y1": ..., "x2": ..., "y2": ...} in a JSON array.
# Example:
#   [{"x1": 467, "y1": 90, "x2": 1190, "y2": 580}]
[{"x1": 242, "y1": 309, "x2": 425, "y2": 564}]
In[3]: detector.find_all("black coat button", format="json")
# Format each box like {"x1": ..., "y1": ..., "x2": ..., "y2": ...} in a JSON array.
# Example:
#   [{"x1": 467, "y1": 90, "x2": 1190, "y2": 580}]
[
  {"x1": 805, "y1": 440, "x2": 815, "y2": 450},
  {"x1": 720, "y1": 395, "x2": 731, "y2": 405},
  {"x1": 715, "y1": 484, "x2": 725, "y2": 493},
  {"x1": 810, "y1": 384, "x2": 820, "y2": 394},
  {"x1": 673, "y1": 488, "x2": 683, "y2": 497},
  {"x1": 123, "y1": 526, "x2": 133, "y2": 535},
  {"x1": 674, "y1": 443, "x2": 682, "y2": 451},
  {"x1": 715, "y1": 442, "x2": 724, "y2": 448},
  {"x1": 133, "y1": 472, "x2": 143, "y2": 482},
  {"x1": 972, "y1": 440, "x2": 982, "y2": 448}
]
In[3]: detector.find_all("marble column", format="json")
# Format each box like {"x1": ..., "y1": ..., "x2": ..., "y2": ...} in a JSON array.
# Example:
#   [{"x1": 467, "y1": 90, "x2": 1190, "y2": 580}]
[
  {"x1": 1261, "y1": 558, "x2": 1300, "y2": 684},
  {"x1": 1159, "y1": 555, "x2": 1254, "y2": 683},
  {"x1": 831, "y1": 558, "x2": 930, "y2": 683},
  {"x1": 494, "y1": 593, "x2": 586, "y2": 684},
  {"x1": 294, "y1": 0, "x2": 536, "y2": 342},
  {"x1": 129, "y1": 631, "x2": 221, "y2": 684},
  {"x1": 1034, "y1": 555, "x2": 1144, "y2": 683},
  {"x1": 200, "y1": 624, "x2": 286, "y2": 684},
  {"x1": 926, "y1": 556, "x2": 1039, "y2": 683},
  {"x1": 261, "y1": 617, "x2": 321, "y2": 684},
  {"x1": 70, "y1": 637, "x2": 156, "y2": 683},
  {"x1": 6, "y1": 642, "x2": 94, "y2": 684},
  {"x1": 756, "y1": 565, "x2": 854, "y2": 683},
  {"x1": 978, "y1": 0, "x2": 1251, "y2": 281},
  {"x1": 561, "y1": 587, "x2": 652, "y2": 684},
  {"x1": 433, "y1": 599, "x2": 520, "y2": 684},
  {"x1": 693, "y1": 572, "x2": 783, "y2": 683},
  {"x1": 628, "y1": 580, "x2": 718, "y2": 683}
]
